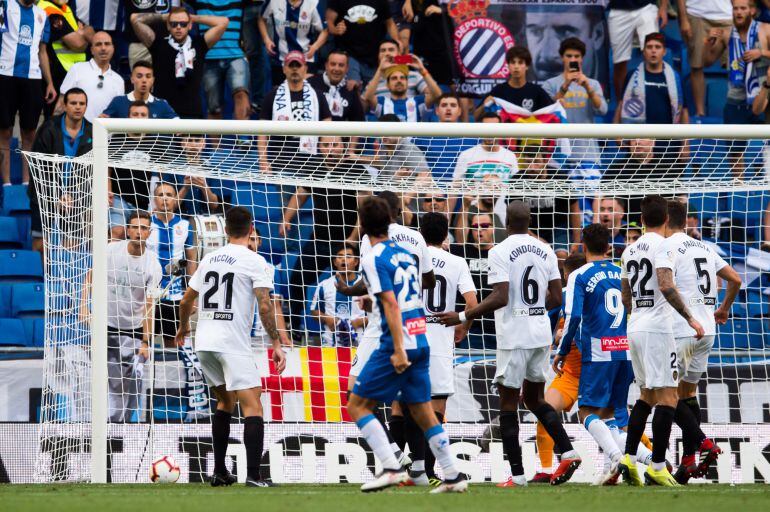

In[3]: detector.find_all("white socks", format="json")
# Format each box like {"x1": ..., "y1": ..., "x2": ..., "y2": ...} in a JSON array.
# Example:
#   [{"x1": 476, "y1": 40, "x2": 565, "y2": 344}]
[
  {"x1": 357, "y1": 414, "x2": 400, "y2": 471},
  {"x1": 585, "y1": 415, "x2": 621, "y2": 462},
  {"x1": 426, "y1": 424, "x2": 459, "y2": 480}
]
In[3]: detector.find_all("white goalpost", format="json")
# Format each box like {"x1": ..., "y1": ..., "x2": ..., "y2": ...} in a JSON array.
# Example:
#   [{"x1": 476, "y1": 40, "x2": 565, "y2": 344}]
[{"x1": 22, "y1": 119, "x2": 770, "y2": 484}]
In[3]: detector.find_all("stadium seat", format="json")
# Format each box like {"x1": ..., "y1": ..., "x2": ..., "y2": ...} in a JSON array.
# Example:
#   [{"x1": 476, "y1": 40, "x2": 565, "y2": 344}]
[
  {"x1": 0, "y1": 250, "x2": 43, "y2": 282},
  {"x1": 0, "y1": 283, "x2": 12, "y2": 317},
  {"x1": 1, "y1": 184, "x2": 30, "y2": 215},
  {"x1": 706, "y1": 79, "x2": 728, "y2": 119},
  {"x1": 31, "y1": 317, "x2": 45, "y2": 347},
  {"x1": 0, "y1": 216, "x2": 21, "y2": 248},
  {"x1": 11, "y1": 282, "x2": 44, "y2": 317},
  {"x1": 0, "y1": 317, "x2": 28, "y2": 346}
]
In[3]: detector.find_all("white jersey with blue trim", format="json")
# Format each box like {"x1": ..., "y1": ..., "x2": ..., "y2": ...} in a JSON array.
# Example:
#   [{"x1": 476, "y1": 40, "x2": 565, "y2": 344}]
[
  {"x1": 0, "y1": 0, "x2": 50, "y2": 79},
  {"x1": 361, "y1": 240, "x2": 428, "y2": 351},
  {"x1": 262, "y1": 0, "x2": 324, "y2": 62},
  {"x1": 423, "y1": 246, "x2": 476, "y2": 348},
  {"x1": 146, "y1": 214, "x2": 193, "y2": 301},
  {"x1": 621, "y1": 232, "x2": 674, "y2": 334},
  {"x1": 310, "y1": 273, "x2": 365, "y2": 346},
  {"x1": 656, "y1": 232, "x2": 728, "y2": 338}
]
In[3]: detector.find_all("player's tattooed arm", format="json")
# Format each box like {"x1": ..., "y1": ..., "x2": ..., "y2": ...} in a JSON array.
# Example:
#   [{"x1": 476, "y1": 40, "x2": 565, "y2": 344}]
[
  {"x1": 656, "y1": 268, "x2": 692, "y2": 320},
  {"x1": 621, "y1": 278, "x2": 632, "y2": 313},
  {"x1": 256, "y1": 287, "x2": 281, "y2": 341}
]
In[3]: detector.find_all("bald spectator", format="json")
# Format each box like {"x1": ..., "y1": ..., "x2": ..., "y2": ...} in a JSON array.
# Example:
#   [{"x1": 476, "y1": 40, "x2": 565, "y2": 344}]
[{"x1": 58, "y1": 32, "x2": 124, "y2": 122}]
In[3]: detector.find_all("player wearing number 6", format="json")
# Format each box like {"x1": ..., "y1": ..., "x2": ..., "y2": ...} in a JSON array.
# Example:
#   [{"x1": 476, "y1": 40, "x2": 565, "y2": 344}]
[
  {"x1": 553, "y1": 224, "x2": 632, "y2": 486},
  {"x1": 176, "y1": 207, "x2": 287, "y2": 488},
  {"x1": 657, "y1": 200, "x2": 740, "y2": 484}
]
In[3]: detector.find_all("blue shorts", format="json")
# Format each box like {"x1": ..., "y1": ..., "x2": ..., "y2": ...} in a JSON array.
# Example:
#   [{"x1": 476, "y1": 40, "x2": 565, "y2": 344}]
[
  {"x1": 353, "y1": 346, "x2": 431, "y2": 404},
  {"x1": 613, "y1": 405, "x2": 630, "y2": 428},
  {"x1": 578, "y1": 360, "x2": 634, "y2": 410}
]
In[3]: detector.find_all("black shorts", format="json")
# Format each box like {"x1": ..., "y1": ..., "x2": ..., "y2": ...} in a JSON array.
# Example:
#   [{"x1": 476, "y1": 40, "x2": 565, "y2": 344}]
[
  {"x1": 155, "y1": 300, "x2": 180, "y2": 339},
  {"x1": 0, "y1": 76, "x2": 44, "y2": 130}
]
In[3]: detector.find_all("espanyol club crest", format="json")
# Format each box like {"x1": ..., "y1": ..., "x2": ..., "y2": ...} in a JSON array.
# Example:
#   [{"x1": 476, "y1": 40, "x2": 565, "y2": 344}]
[{"x1": 448, "y1": 0, "x2": 514, "y2": 79}]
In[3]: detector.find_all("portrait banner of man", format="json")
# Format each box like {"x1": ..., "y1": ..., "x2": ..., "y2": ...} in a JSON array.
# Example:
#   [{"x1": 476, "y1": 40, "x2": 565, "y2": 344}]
[{"x1": 444, "y1": 0, "x2": 610, "y2": 96}]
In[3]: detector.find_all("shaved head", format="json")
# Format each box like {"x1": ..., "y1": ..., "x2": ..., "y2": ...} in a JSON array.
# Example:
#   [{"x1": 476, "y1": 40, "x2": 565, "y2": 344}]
[{"x1": 506, "y1": 200, "x2": 531, "y2": 233}]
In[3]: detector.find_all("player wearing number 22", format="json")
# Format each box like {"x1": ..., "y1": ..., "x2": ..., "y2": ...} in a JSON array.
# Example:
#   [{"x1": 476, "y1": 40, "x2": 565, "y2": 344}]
[
  {"x1": 347, "y1": 197, "x2": 467, "y2": 494},
  {"x1": 554, "y1": 223, "x2": 633, "y2": 486}
]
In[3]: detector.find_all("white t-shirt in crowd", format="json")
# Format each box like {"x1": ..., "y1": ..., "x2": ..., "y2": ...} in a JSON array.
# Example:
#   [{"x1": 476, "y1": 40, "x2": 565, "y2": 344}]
[
  {"x1": 453, "y1": 145, "x2": 519, "y2": 182},
  {"x1": 685, "y1": 0, "x2": 731, "y2": 20},
  {"x1": 60, "y1": 59, "x2": 125, "y2": 122},
  {"x1": 106, "y1": 240, "x2": 162, "y2": 330}
]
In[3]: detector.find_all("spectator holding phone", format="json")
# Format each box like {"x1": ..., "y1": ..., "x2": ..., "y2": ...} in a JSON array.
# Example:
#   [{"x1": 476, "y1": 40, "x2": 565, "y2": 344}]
[
  {"x1": 542, "y1": 37, "x2": 607, "y2": 165},
  {"x1": 363, "y1": 55, "x2": 441, "y2": 122},
  {"x1": 372, "y1": 39, "x2": 427, "y2": 98}
]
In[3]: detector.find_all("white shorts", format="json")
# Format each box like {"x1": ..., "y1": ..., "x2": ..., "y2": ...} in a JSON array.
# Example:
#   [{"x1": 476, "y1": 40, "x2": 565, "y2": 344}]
[
  {"x1": 608, "y1": 4, "x2": 659, "y2": 63},
  {"x1": 350, "y1": 336, "x2": 378, "y2": 377},
  {"x1": 494, "y1": 346, "x2": 549, "y2": 389},
  {"x1": 628, "y1": 331, "x2": 678, "y2": 390},
  {"x1": 676, "y1": 335, "x2": 715, "y2": 384},
  {"x1": 197, "y1": 350, "x2": 261, "y2": 391}
]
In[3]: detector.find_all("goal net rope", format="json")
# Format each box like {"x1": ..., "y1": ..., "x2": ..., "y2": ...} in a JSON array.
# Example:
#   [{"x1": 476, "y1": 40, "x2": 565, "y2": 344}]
[{"x1": 24, "y1": 120, "x2": 770, "y2": 484}]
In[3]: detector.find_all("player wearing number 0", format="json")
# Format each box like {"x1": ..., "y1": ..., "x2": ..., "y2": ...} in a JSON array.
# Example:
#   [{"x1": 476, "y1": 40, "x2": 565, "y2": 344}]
[
  {"x1": 439, "y1": 200, "x2": 581, "y2": 487},
  {"x1": 398, "y1": 212, "x2": 478, "y2": 486},
  {"x1": 176, "y1": 207, "x2": 287, "y2": 488},
  {"x1": 553, "y1": 224, "x2": 633, "y2": 485},
  {"x1": 658, "y1": 200, "x2": 740, "y2": 484},
  {"x1": 347, "y1": 197, "x2": 467, "y2": 494},
  {"x1": 619, "y1": 195, "x2": 704, "y2": 487}
]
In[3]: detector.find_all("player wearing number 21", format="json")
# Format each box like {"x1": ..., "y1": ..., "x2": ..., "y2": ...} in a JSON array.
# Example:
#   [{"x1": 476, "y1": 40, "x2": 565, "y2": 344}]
[
  {"x1": 176, "y1": 207, "x2": 286, "y2": 488},
  {"x1": 439, "y1": 200, "x2": 582, "y2": 487}
]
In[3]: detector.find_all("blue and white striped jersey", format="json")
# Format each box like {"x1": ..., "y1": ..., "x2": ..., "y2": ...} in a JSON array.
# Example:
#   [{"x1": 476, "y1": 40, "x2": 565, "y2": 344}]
[
  {"x1": 559, "y1": 260, "x2": 629, "y2": 362},
  {"x1": 361, "y1": 240, "x2": 428, "y2": 352},
  {"x1": 373, "y1": 95, "x2": 428, "y2": 122},
  {"x1": 146, "y1": 214, "x2": 194, "y2": 301},
  {"x1": 0, "y1": 0, "x2": 50, "y2": 79},
  {"x1": 262, "y1": 0, "x2": 324, "y2": 63},
  {"x1": 310, "y1": 273, "x2": 365, "y2": 346},
  {"x1": 195, "y1": 0, "x2": 244, "y2": 60}
]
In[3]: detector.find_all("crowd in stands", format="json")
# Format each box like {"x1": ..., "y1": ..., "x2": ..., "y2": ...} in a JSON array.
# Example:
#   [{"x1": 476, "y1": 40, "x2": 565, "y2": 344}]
[{"x1": 2, "y1": 0, "x2": 770, "y2": 351}]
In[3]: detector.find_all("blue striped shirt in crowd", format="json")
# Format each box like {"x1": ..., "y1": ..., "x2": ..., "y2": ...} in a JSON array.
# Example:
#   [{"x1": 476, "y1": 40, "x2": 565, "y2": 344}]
[
  {"x1": 194, "y1": 0, "x2": 244, "y2": 60},
  {"x1": 0, "y1": 0, "x2": 50, "y2": 79}
]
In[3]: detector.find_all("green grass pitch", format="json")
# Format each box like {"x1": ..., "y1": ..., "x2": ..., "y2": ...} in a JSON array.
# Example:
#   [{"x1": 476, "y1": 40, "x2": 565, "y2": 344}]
[{"x1": 2, "y1": 484, "x2": 769, "y2": 512}]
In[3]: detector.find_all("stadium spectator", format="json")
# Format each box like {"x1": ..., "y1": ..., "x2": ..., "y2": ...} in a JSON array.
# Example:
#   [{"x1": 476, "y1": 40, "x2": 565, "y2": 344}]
[
  {"x1": 130, "y1": 7, "x2": 229, "y2": 120},
  {"x1": 390, "y1": 0, "x2": 411, "y2": 50},
  {"x1": 258, "y1": 51, "x2": 332, "y2": 173},
  {"x1": 38, "y1": 0, "x2": 93, "y2": 118},
  {"x1": 453, "y1": 174, "x2": 507, "y2": 245},
  {"x1": 403, "y1": 191, "x2": 451, "y2": 230},
  {"x1": 364, "y1": 114, "x2": 429, "y2": 180},
  {"x1": 706, "y1": 0, "x2": 767, "y2": 178},
  {"x1": 29, "y1": 87, "x2": 92, "y2": 253},
  {"x1": 109, "y1": 101, "x2": 155, "y2": 240},
  {"x1": 475, "y1": 47, "x2": 553, "y2": 120},
  {"x1": 616, "y1": 32, "x2": 689, "y2": 125},
  {"x1": 0, "y1": 0, "x2": 57, "y2": 186},
  {"x1": 372, "y1": 40, "x2": 427, "y2": 98},
  {"x1": 102, "y1": 210, "x2": 162, "y2": 423},
  {"x1": 188, "y1": 0, "x2": 251, "y2": 120},
  {"x1": 626, "y1": 221, "x2": 642, "y2": 245},
  {"x1": 57, "y1": 31, "x2": 123, "y2": 122},
  {"x1": 597, "y1": 197, "x2": 627, "y2": 258},
  {"x1": 308, "y1": 50, "x2": 365, "y2": 122},
  {"x1": 363, "y1": 57, "x2": 441, "y2": 122},
  {"x1": 414, "y1": 93, "x2": 477, "y2": 183},
  {"x1": 450, "y1": 212, "x2": 496, "y2": 350},
  {"x1": 403, "y1": 0, "x2": 453, "y2": 86},
  {"x1": 101, "y1": 61, "x2": 178, "y2": 119},
  {"x1": 248, "y1": 228, "x2": 293, "y2": 347},
  {"x1": 258, "y1": 0, "x2": 328, "y2": 84},
  {"x1": 678, "y1": 0, "x2": 732, "y2": 118},
  {"x1": 325, "y1": 0, "x2": 401, "y2": 89},
  {"x1": 310, "y1": 244, "x2": 366, "y2": 347},
  {"x1": 608, "y1": 0, "x2": 667, "y2": 101},
  {"x1": 124, "y1": 0, "x2": 179, "y2": 67},
  {"x1": 280, "y1": 135, "x2": 370, "y2": 329},
  {"x1": 146, "y1": 182, "x2": 198, "y2": 348},
  {"x1": 606, "y1": 138, "x2": 666, "y2": 179},
  {"x1": 542, "y1": 37, "x2": 608, "y2": 165},
  {"x1": 242, "y1": 0, "x2": 269, "y2": 115},
  {"x1": 158, "y1": 135, "x2": 221, "y2": 216},
  {"x1": 453, "y1": 113, "x2": 519, "y2": 182}
]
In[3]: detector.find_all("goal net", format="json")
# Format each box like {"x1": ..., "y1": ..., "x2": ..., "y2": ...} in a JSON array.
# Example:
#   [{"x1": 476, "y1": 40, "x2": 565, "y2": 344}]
[{"x1": 23, "y1": 120, "x2": 770, "y2": 485}]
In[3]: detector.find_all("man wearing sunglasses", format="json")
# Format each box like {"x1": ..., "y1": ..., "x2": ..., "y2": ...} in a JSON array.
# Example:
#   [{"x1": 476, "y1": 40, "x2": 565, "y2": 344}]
[
  {"x1": 131, "y1": 7, "x2": 229, "y2": 119},
  {"x1": 57, "y1": 31, "x2": 123, "y2": 122}
]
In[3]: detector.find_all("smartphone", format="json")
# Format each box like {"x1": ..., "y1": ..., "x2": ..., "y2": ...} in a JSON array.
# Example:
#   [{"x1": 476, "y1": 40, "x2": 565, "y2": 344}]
[
  {"x1": 394, "y1": 54, "x2": 414, "y2": 65},
  {"x1": 568, "y1": 61, "x2": 580, "y2": 72}
]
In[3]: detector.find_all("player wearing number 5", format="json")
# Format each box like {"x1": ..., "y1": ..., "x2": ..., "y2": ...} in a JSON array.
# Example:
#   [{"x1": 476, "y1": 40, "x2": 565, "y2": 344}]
[
  {"x1": 619, "y1": 195, "x2": 704, "y2": 487},
  {"x1": 439, "y1": 201, "x2": 581, "y2": 487},
  {"x1": 176, "y1": 207, "x2": 287, "y2": 488},
  {"x1": 656, "y1": 200, "x2": 739, "y2": 484}
]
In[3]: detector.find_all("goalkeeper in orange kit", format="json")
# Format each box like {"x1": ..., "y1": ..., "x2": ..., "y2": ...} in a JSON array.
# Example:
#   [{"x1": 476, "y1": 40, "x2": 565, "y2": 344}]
[{"x1": 533, "y1": 253, "x2": 653, "y2": 484}]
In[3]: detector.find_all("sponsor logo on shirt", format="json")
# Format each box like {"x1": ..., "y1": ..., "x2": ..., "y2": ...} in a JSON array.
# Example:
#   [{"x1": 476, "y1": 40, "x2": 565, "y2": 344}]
[
  {"x1": 19, "y1": 24, "x2": 33, "y2": 46},
  {"x1": 635, "y1": 298, "x2": 654, "y2": 308},
  {"x1": 511, "y1": 308, "x2": 545, "y2": 317},
  {"x1": 405, "y1": 317, "x2": 427, "y2": 335},
  {"x1": 690, "y1": 297, "x2": 716, "y2": 306},
  {"x1": 213, "y1": 312, "x2": 233, "y2": 321},
  {"x1": 601, "y1": 336, "x2": 629, "y2": 352},
  {"x1": 344, "y1": 5, "x2": 377, "y2": 24}
]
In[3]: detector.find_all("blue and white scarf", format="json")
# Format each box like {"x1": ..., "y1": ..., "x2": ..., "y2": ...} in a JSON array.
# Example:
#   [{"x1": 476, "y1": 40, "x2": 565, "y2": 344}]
[
  {"x1": 729, "y1": 20, "x2": 761, "y2": 104},
  {"x1": 621, "y1": 61, "x2": 682, "y2": 124},
  {"x1": 273, "y1": 79, "x2": 320, "y2": 154}
]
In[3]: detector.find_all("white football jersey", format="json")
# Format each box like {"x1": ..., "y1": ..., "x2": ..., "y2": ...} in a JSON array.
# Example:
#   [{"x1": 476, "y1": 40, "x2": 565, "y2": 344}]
[
  {"x1": 487, "y1": 234, "x2": 561, "y2": 349},
  {"x1": 189, "y1": 244, "x2": 274, "y2": 356},
  {"x1": 657, "y1": 232, "x2": 728, "y2": 337},
  {"x1": 423, "y1": 246, "x2": 477, "y2": 349},
  {"x1": 621, "y1": 232, "x2": 673, "y2": 334},
  {"x1": 106, "y1": 240, "x2": 163, "y2": 330}
]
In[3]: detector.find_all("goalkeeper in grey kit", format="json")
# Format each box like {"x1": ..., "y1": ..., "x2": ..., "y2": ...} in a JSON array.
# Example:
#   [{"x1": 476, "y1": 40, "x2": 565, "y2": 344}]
[{"x1": 176, "y1": 207, "x2": 287, "y2": 487}]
